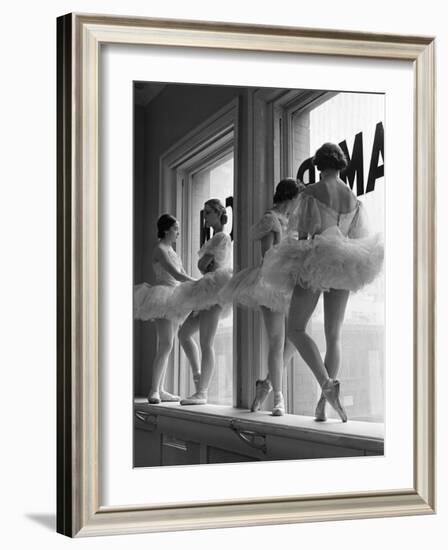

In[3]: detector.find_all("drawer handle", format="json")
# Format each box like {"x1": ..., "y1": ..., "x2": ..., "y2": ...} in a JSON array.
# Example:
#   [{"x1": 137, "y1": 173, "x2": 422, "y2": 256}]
[
  {"x1": 135, "y1": 410, "x2": 158, "y2": 431},
  {"x1": 230, "y1": 421, "x2": 267, "y2": 454}
]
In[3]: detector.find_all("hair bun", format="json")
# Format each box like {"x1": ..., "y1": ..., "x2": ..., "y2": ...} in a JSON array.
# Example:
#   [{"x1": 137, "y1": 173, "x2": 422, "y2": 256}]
[
  {"x1": 273, "y1": 178, "x2": 300, "y2": 204},
  {"x1": 205, "y1": 198, "x2": 228, "y2": 225},
  {"x1": 157, "y1": 213, "x2": 177, "y2": 238},
  {"x1": 312, "y1": 142, "x2": 348, "y2": 171}
]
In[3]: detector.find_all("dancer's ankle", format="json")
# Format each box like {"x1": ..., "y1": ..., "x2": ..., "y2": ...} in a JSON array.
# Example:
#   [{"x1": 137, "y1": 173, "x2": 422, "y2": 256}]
[
  {"x1": 193, "y1": 372, "x2": 201, "y2": 392},
  {"x1": 272, "y1": 391, "x2": 285, "y2": 416},
  {"x1": 250, "y1": 378, "x2": 272, "y2": 412},
  {"x1": 148, "y1": 390, "x2": 161, "y2": 404},
  {"x1": 274, "y1": 391, "x2": 283, "y2": 405},
  {"x1": 314, "y1": 391, "x2": 327, "y2": 422},
  {"x1": 321, "y1": 378, "x2": 347, "y2": 423}
]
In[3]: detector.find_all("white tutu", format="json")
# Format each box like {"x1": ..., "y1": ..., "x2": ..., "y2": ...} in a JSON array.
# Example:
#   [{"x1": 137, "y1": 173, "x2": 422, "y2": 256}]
[
  {"x1": 134, "y1": 282, "x2": 187, "y2": 323},
  {"x1": 220, "y1": 209, "x2": 291, "y2": 313},
  {"x1": 262, "y1": 227, "x2": 384, "y2": 293},
  {"x1": 221, "y1": 265, "x2": 292, "y2": 313},
  {"x1": 175, "y1": 267, "x2": 233, "y2": 317}
]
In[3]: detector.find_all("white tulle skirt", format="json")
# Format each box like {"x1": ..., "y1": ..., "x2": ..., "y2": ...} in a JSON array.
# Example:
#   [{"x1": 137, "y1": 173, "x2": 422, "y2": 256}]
[
  {"x1": 220, "y1": 265, "x2": 292, "y2": 314},
  {"x1": 175, "y1": 267, "x2": 233, "y2": 318},
  {"x1": 262, "y1": 227, "x2": 384, "y2": 293},
  {"x1": 134, "y1": 283, "x2": 188, "y2": 324}
]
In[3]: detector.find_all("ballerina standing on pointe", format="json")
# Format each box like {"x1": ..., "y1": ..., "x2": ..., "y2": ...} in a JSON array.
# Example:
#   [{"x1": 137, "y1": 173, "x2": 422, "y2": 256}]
[
  {"x1": 177, "y1": 198, "x2": 233, "y2": 406},
  {"x1": 134, "y1": 214, "x2": 196, "y2": 405},
  {"x1": 261, "y1": 143, "x2": 384, "y2": 422},
  {"x1": 221, "y1": 178, "x2": 302, "y2": 416}
]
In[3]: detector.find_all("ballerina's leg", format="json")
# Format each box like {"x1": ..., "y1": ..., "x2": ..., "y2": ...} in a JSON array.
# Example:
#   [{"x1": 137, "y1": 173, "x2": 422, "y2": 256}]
[
  {"x1": 148, "y1": 318, "x2": 176, "y2": 404},
  {"x1": 180, "y1": 305, "x2": 221, "y2": 405},
  {"x1": 287, "y1": 284, "x2": 347, "y2": 422},
  {"x1": 260, "y1": 306, "x2": 286, "y2": 416},
  {"x1": 178, "y1": 312, "x2": 201, "y2": 389},
  {"x1": 287, "y1": 285, "x2": 326, "y2": 384},
  {"x1": 315, "y1": 289, "x2": 350, "y2": 420},
  {"x1": 197, "y1": 305, "x2": 221, "y2": 395},
  {"x1": 251, "y1": 315, "x2": 296, "y2": 413},
  {"x1": 323, "y1": 288, "x2": 350, "y2": 377},
  {"x1": 158, "y1": 323, "x2": 182, "y2": 402},
  {"x1": 283, "y1": 313, "x2": 297, "y2": 365}
]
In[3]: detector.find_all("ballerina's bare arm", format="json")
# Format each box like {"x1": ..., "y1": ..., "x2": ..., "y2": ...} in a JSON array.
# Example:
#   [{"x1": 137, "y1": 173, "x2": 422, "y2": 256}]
[
  {"x1": 197, "y1": 232, "x2": 230, "y2": 273},
  {"x1": 155, "y1": 247, "x2": 196, "y2": 282},
  {"x1": 197, "y1": 253, "x2": 214, "y2": 274},
  {"x1": 252, "y1": 211, "x2": 282, "y2": 257},
  {"x1": 260, "y1": 232, "x2": 275, "y2": 257}
]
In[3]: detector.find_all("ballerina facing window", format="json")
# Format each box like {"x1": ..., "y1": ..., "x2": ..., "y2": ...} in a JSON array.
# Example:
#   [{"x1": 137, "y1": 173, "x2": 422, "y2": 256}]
[
  {"x1": 261, "y1": 143, "x2": 384, "y2": 422},
  {"x1": 221, "y1": 178, "x2": 302, "y2": 416}
]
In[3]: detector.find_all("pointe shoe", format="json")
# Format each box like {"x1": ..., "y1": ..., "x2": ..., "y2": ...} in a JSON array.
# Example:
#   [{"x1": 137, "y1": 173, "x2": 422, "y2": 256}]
[
  {"x1": 250, "y1": 379, "x2": 273, "y2": 412},
  {"x1": 159, "y1": 390, "x2": 180, "y2": 402},
  {"x1": 314, "y1": 393, "x2": 327, "y2": 422},
  {"x1": 322, "y1": 379, "x2": 347, "y2": 422},
  {"x1": 147, "y1": 392, "x2": 161, "y2": 405},
  {"x1": 272, "y1": 392, "x2": 285, "y2": 417},
  {"x1": 180, "y1": 392, "x2": 207, "y2": 405}
]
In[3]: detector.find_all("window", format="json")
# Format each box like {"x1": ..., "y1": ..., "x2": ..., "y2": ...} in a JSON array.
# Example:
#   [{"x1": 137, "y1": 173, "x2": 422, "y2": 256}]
[
  {"x1": 180, "y1": 153, "x2": 234, "y2": 405},
  {"x1": 158, "y1": 100, "x2": 238, "y2": 408},
  {"x1": 279, "y1": 92, "x2": 385, "y2": 422}
]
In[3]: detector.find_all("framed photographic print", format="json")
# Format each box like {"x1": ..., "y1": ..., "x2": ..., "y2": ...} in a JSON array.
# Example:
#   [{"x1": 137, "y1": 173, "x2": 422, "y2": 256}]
[{"x1": 57, "y1": 13, "x2": 435, "y2": 537}]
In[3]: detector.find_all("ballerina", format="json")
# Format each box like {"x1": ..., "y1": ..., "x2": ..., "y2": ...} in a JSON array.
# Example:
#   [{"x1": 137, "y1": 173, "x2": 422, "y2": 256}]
[
  {"x1": 261, "y1": 143, "x2": 384, "y2": 422},
  {"x1": 221, "y1": 178, "x2": 301, "y2": 416},
  {"x1": 134, "y1": 214, "x2": 196, "y2": 405},
  {"x1": 178, "y1": 199, "x2": 233, "y2": 405}
]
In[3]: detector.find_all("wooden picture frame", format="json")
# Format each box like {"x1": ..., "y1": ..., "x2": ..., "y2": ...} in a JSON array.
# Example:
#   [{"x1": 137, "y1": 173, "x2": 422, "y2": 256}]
[{"x1": 57, "y1": 13, "x2": 435, "y2": 537}]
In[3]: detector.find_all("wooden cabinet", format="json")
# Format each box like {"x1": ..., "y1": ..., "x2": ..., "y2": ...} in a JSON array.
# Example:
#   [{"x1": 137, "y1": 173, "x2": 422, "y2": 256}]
[{"x1": 134, "y1": 401, "x2": 384, "y2": 467}]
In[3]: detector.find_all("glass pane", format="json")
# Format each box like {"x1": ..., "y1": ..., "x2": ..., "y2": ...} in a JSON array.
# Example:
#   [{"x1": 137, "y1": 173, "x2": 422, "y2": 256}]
[
  {"x1": 289, "y1": 93, "x2": 385, "y2": 422},
  {"x1": 184, "y1": 154, "x2": 234, "y2": 405}
]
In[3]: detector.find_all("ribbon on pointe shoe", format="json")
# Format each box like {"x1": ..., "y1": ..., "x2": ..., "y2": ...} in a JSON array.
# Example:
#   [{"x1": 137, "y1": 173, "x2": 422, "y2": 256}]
[
  {"x1": 271, "y1": 391, "x2": 285, "y2": 417},
  {"x1": 322, "y1": 379, "x2": 347, "y2": 422},
  {"x1": 314, "y1": 392, "x2": 327, "y2": 422},
  {"x1": 250, "y1": 379, "x2": 273, "y2": 412}
]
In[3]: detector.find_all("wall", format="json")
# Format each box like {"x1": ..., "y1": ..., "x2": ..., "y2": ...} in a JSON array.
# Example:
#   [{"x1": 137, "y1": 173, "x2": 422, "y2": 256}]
[
  {"x1": 1, "y1": 1, "x2": 445, "y2": 550},
  {"x1": 134, "y1": 103, "x2": 145, "y2": 393},
  {"x1": 136, "y1": 83, "x2": 247, "y2": 395}
]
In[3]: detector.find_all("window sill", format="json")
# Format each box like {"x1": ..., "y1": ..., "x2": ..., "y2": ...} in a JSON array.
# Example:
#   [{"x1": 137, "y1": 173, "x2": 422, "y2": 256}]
[{"x1": 134, "y1": 398, "x2": 383, "y2": 466}]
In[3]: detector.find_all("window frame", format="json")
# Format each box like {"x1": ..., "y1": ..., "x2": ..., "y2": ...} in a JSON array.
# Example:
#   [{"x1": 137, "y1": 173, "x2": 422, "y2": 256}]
[
  {"x1": 157, "y1": 88, "x2": 385, "y2": 428},
  {"x1": 272, "y1": 90, "x2": 386, "y2": 422},
  {"x1": 178, "y1": 148, "x2": 235, "y2": 402},
  {"x1": 181, "y1": 148, "x2": 234, "y2": 277},
  {"x1": 159, "y1": 99, "x2": 239, "y2": 402}
]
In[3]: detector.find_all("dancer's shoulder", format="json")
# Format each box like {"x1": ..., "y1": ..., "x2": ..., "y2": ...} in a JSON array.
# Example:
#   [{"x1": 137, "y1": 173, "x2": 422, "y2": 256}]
[
  {"x1": 251, "y1": 210, "x2": 282, "y2": 240},
  {"x1": 153, "y1": 243, "x2": 177, "y2": 263},
  {"x1": 303, "y1": 182, "x2": 358, "y2": 214}
]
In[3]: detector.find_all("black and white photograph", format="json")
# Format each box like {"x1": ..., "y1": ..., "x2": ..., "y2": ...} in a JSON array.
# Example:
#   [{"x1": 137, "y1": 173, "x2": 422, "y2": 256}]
[
  {"x1": 133, "y1": 82, "x2": 386, "y2": 467},
  {"x1": 1, "y1": 0, "x2": 443, "y2": 545}
]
